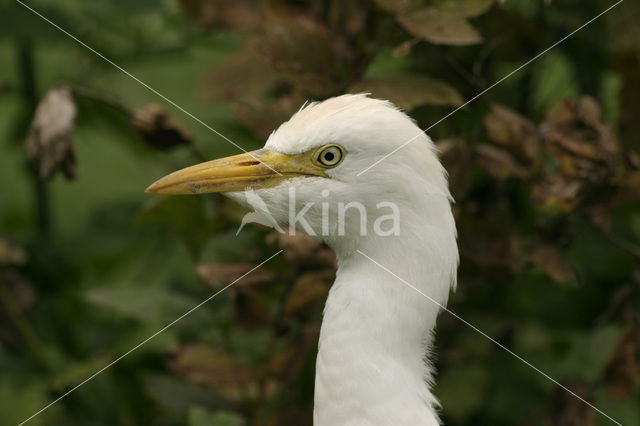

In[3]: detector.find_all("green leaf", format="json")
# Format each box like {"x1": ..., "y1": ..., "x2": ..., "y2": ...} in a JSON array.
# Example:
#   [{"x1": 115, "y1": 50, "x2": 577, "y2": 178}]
[
  {"x1": 85, "y1": 286, "x2": 196, "y2": 322},
  {"x1": 188, "y1": 406, "x2": 245, "y2": 426},
  {"x1": 0, "y1": 382, "x2": 48, "y2": 425},
  {"x1": 594, "y1": 388, "x2": 640, "y2": 426},
  {"x1": 530, "y1": 51, "x2": 578, "y2": 116},
  {"x1": 143, "y1": 373, "x2": 224, "y2": 414},
  {"x1": 372, "y1": 0, "x2": 411, "y2": 14},
  {"x1": 363, "y1": 49, "x2": 412, "y2": 79},
  {"x1": 0, "y1": 3, "x2": 75, "y2": 41},
  {"x1": 436, "y1": 363, "x2": 489, "y2": 422},
  {"x1": 50, "y1": 356, "x2": 111, "y2": 391},
  {"x1": 600, "y1": 70, "x2": 622, "y2": 127},
  {"x1": 137, "y1": 195, "x2": 221, "y2": 257},
  {"x1": 515, "y1": 325, "x2": 622, "y2": 383},
  {"x1": 559, "y1": 327, "x2": 622, "y2": 383}
]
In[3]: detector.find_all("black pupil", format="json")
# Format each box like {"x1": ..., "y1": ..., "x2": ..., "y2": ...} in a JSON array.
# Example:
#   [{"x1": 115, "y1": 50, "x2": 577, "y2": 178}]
[{"x1": 323, "y1": 151, "x2": 335, "y2": 162}]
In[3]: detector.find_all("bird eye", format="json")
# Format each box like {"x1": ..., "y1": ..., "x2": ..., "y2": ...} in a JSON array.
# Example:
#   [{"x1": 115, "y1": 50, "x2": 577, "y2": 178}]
[{"x1": 314, "y1": 144, "x2": 345, "y2": 168}]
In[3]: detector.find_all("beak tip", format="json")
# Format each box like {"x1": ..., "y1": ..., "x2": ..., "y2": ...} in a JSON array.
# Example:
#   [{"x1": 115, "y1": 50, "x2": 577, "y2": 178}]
[
  {"x1": 145, "y1": 182, "x2": 160, "y2": 194},
  {"x1": 144, "y1": 149, "x2": 293, "y2": 196}
]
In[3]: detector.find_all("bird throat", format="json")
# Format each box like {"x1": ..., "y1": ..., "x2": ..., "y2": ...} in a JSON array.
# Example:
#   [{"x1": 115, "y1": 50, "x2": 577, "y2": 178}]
[{"x1": 313, "y1": 231, "x2": 454, "y2": 426}]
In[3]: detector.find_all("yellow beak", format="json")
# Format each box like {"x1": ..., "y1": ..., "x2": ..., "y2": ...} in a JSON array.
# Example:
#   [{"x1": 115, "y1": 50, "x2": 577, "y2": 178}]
[{"x1": 145, "y1": 148, "x2": 325, "y2": 195}]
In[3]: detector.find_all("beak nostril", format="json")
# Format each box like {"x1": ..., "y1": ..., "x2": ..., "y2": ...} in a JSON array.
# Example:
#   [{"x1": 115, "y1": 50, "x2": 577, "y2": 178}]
[{"x1": 238, "y1": 161, "x2": 260, "y2": 166}]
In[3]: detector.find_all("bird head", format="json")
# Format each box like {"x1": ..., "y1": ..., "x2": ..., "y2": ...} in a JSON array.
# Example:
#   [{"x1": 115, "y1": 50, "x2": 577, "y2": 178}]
[{"x1": 146, "y1": 94, "x2": 453, "y2": 247}]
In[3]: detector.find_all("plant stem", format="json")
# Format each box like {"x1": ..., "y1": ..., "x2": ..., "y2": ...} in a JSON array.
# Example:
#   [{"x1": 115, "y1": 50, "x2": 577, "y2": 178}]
[
  {"x1": 16, "y1": 38, "x2": 51, "y2": 238},
  {"x1": 0, "y1": 275, "x2": 49, "y2": 370}
]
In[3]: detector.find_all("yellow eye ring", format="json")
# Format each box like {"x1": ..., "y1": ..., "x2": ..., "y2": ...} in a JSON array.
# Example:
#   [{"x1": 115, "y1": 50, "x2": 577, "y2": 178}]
[{"x1": 313, "y1": 144, "x2": 345, "y2": 168}]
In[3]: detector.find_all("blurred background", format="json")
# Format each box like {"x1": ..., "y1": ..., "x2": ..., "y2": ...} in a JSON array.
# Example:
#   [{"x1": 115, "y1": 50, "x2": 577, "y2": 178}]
[{"x1": 1, "y1": 0, "x2": 639, "y2": 424}]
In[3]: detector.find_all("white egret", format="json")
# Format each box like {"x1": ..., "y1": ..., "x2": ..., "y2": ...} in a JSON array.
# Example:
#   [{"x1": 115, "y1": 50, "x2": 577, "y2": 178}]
[{"x1": 147, "y1": 94, "x2": 458, "y2": 425}]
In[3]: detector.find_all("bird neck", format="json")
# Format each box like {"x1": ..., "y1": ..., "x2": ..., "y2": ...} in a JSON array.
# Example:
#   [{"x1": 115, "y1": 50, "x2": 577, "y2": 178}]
[{"x1": 314, "y1": 205, "x2": 457, "y2": 426}]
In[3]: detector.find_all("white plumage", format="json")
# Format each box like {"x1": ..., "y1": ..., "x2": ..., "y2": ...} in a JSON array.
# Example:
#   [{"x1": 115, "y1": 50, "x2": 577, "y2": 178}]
[{"x1": 148, "y1": 94, "x2": 459, "y2": 425}]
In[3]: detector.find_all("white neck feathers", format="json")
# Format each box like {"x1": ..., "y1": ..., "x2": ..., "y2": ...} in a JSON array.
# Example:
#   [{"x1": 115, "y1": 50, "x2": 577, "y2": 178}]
[{"x1": 314, "y1": 195, "x2": 458, "y2": 426}]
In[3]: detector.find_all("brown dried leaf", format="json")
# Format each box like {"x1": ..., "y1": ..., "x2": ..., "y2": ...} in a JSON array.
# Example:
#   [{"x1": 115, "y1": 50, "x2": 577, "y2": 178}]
[
  {"x1": 530, "y1": 244, "x2": 575, "y2": 283},
  {"x1": 609, "y1": 170, "x2": 640, "y2": 206},
  {"x1": 178, "y1": 0, "x2": 260, "y2": 32},
  {"x1": 130, "y1": 104, "x2": 193, "y2": 150},
  {"x1": 267, "y1": 343, "x2": 301, "y2": 382},
  {"x1": 457, "y1": 195, "x2": 523, "y2": 272},
  {"x1": 535, "y1": 96, "x2": 625, "y2": 212},
  {"x1": 484, "y1": 104, "x2": 539, "y2": 166},
  {"x1": 201, "y1": 42, "x2": 306, "y2": 138},
  {"x1": 586, "y1": 205, "x2": 613, "y2": 232},
  {"x1": 543, "y1": 97, "x2": 620, "y2": 181},
  {"x1": 435, "y1": 0, "x2": 494, "y2": 17},
  {"x1": 437, "y1": 138, "x2": 471, "y2": 199},
  {"x1": 256, "y1": 12, "x2": 357, "y2": 97},
  {"x1": 25, "y1": 86, "x2": 77, "y2": 179},
  {"x1": 459, "y1": 227, "x2": 522, "y2": 272},
  {"x1": 532, "y1": 176, "x2": 585, "y2": 213},
  {"x1": 391, "y1": 39, "x2": 417, "y2": 57},
  {"x1": 474, "y1": 145, "x2": 530, "y2": 179},
  {"x1": 283, "y1": 271, "x2": 333, "y2": 318},
  {"x1": 382, "y1": 0, "x2": 494, "y2": 16},
  {"x1": 0, "y1": 267, "x2": 37, "y2": 345},
  {"x1": 604, "y1": 329, "x2": 638, "y2": 399},
  {"x1": 167, "y1": 344, "x2": 255, "y2": 401},
  {"x1": 398, "y1": 9, "x2": 483, "y2": 46},
  {"x1": 202, "y1": 12, "x2": 363, "y2": 137},
  {"x1": 267, "y1": 323, "x2": 320, "y2": 382},
  {"x1": 264, "y1": 406, "x2": 314, "y2": 426},
  {"x1": 0, "y1": 268, "x2": 35, "y2": 312},
  {"x1": 350, "y1": 74, "x2": 464, "y2": 110},
  {"x1": 231, "y1": 290, "x2": 272, "y2": 330},
  {"x1": 626, "y1": 151, "x2": 640, "y2": 170},
  {"x1": 267, "y1": 229, "x2": 319, "y2": 261},
  {"x1": 266, "y1": 229, "x2": 337, "y2": 269},
  {"x1": 201, "y1": 48, "x2": 279, "y2": 101},
  {"x1": 0, "y1": 239, "x2": 27, "y2": 265},
  {"x1": 230, "y1": 93, "x2": 304, "y2": 139},
  {"x1": 314, "y1": 247, "x2": 338, "y2": 271},
  {"x1": 547, "y1": 381, "x2": 595, "y2": 426},
  {"x1": 196, "y1": 263, "x2": 278, "y2": 289}
]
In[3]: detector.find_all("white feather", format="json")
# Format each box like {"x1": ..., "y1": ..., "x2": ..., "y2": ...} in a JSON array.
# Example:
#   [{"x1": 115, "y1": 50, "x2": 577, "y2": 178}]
[
  {"x1": 236, "y1": 189, "x2": 283, "y2": 235},
  {"x1": 237, "y1": 94, "x2": 458, "y2": 425}
]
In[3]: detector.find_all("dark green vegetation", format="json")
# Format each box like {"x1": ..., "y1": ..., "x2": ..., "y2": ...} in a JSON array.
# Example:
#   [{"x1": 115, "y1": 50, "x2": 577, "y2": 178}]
[{"x1": 1, "y1": 0, "x2": 639, "y2": 425}]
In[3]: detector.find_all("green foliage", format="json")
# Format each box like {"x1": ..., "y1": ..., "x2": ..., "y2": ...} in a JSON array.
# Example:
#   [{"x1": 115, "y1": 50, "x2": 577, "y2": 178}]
[
  {"x1": 1, "y1": 0, "x2": 639, "y2": 426},
  {"x1": 188, "y1": 406, "x2": 246, "y2": 426}
]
